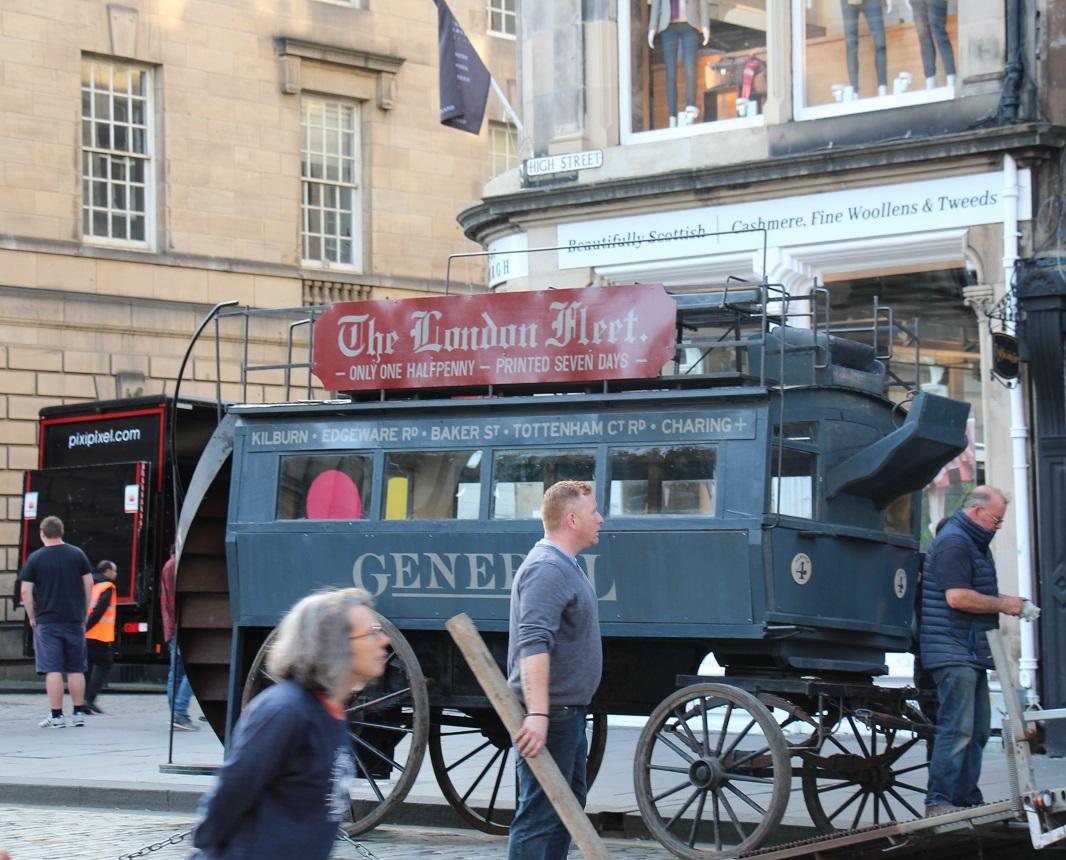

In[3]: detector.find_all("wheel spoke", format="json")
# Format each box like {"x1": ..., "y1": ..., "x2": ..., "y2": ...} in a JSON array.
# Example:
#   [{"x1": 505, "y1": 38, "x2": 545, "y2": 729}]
[
  {"x1": 727, "y1": 773, "x2": 776, "y2": 785},
  {"x1": 666, "y1": 786, "x2": 702, "y2": 830},
  {"x1": 729, "y1": 743, "x2": 771, "y2": 770},
  {"x1": 651, "y1": 778, "x2": 693, "y2": 804},
  {"x1": 689, "y1": 787, "x2": 709, "y2": 848},
  {"x1": 712, "y1": 790, "x2": 722, "y2": 849},
  {"x1": 816, "y1": 779, "x2": 857, "y2": 794},
  {"x1": 716, "y1": 703, "x2": 734, "y2": 755},
  {"x1": 827, "y1": 786, "x2": 864, "y2": 822},
  {"x1": 850, "y1": 791, "x2": 869, "y2": 831},
  {"x1": 699, "y1": 697, "x2": 711, "y2": 756},
  {"x1": 894, "y1": 761, "x2": 929, "y2": 776},
  {"x1": 349, "y1": 687, "x2": 413, "y2": 712},
  {"x1": 674, "y1": 709, "x2": 703, "y2": 755},
  {"x1": 353, "y1": 755, "x2": 386, "y2": 802},
  {"x1": 348, "y1": 719, "x2": 415, "y2": 735},
  {"x1": 723, "y1": 781, "x2": 767, "y2": 817},
  {"x1": 879, "y1": 791, "x2": 898, "y2": 822},
  {"x1": 650, "y1": 763, "x2": 692, "y2": 775},
  {"x1": 486, "y1": 746, "x2": 509, "y2": 823},
  {"x1": 718, "y1": 788, "x2": 747, "y2": 842},
  {"x1": 349, "y1": 731, "x2": 404, "y2": 772},
  {"x1": 656, "y1": 729, "x2": 698, "y2": 764},
  {"x1": 722, "y1": 717, "x2": 757, "y2": 758},
  {"x1": 888, "y1": 787, "x2": 922, "y2": 819},
  {"x1": 460, "y1": 746, "x2": 504, "y2": 804},
  {"x1": 847, "y1": 715, "x2": 870, "y2": 758},
  {"x1": 894, "y1": 780, "x2": 927, "y2": 793},
  {"x1": 444, "y1": 738, "x2": 495, "y2": 773}
]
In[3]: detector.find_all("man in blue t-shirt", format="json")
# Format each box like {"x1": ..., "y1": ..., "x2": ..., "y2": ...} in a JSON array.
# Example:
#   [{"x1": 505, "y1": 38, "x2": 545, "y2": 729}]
[{"x1": 20, "y1": 515, "x2": 94, "y2": 728}]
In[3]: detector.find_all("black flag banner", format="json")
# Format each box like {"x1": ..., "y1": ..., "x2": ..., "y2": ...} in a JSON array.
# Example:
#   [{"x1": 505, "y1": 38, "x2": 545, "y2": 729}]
[{"x1": 435, "y1": 0, "x2": 491, "y2": 134}]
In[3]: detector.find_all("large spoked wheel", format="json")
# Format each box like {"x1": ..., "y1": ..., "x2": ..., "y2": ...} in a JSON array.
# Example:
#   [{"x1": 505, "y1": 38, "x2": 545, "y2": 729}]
[
  {"x1": 800, "y1": 705, "x2": 931, "y2": 832},
  {"x1": 241, "y1": 614, "x2": 429, "y2": 835},
  {"x1": 429, "y1": 708, "x2": 608, "y2": 835},
  {"x1": 634, "y1": 683, "x2": 791, "y2": 860}
]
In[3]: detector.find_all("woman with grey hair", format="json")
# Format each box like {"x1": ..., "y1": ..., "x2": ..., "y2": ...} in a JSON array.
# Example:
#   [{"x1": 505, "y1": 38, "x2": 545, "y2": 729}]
[{"x1": 192, "y1": 587, "x2": 390, "y2": 859}]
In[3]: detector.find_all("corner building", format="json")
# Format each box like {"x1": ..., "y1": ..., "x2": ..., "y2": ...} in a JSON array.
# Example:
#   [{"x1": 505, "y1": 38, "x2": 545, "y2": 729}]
[
  {"x1": 0, "y1": 0, "x2": 516, "y2": 655},
  {"x1": 461, "y1": 2, "x2": 1066, "y2": 670}
]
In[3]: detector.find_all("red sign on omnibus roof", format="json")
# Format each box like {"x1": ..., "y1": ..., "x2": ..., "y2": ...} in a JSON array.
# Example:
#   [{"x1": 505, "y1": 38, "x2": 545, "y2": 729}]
[{"x1": 312, "y1": 284, "x2": 677, "y2": 391}]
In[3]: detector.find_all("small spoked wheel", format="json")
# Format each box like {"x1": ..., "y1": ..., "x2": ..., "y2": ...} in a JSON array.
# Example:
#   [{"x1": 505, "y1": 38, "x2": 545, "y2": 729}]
[
  {"x1": 634, "y1": 683, "x2": 791, "y2": 860},
  {"x1": 241, "y1": 614, "x2": 429, "y2": 835},
  {"x1": 800, "y1": 706, "x2": 931, "y2": 832},
  {"x1": 429, "y1": 708, "x2": 608, "y2": 835}
]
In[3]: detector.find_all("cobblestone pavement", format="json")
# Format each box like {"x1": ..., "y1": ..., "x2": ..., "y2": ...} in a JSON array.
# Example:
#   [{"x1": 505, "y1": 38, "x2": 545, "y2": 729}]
[{"x1": 0, "y1": 804, "x2": 674, "y2": 860}]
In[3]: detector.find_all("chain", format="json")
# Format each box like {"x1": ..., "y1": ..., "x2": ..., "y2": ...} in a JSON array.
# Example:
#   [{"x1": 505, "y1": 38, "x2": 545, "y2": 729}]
[
  {"x1": 336, "y1": 828, "x2": 384, "y2": 860},
  {"x1": 117, "y1": 828, "x2": 193, "y2": 859}
]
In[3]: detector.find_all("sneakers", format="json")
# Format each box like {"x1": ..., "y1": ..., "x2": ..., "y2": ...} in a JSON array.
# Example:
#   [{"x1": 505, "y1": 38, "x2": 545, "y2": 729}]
[
  {"x1": 925, "y1": 804, "x2": 962, "y2": 817},
  {"x1": 172, "y1": 715, "x2": 200, "y2": 732},
  {"x1": 71, "y1": 711, "x2": 85, "y2": 727},
  {"x1": 39, "y1": 715, "x2": 66, "y2": 728}
]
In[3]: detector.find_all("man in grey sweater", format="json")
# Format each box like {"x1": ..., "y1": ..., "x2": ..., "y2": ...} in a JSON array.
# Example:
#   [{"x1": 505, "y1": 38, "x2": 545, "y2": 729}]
[{"x1": 506, "y1": 480, "x2": 604, "y2": 860}]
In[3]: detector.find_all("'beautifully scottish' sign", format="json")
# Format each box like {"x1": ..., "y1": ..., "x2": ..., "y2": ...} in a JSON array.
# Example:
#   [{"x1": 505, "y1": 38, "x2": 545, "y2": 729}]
[{"x1": 312, "y1": 285, "x2": 677, "y2": 391}]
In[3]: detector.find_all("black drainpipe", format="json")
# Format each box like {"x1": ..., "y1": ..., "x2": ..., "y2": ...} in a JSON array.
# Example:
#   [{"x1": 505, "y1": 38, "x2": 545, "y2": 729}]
[{"x1": 1000, "y1": 0, "x2": 1025, "y2": 122}]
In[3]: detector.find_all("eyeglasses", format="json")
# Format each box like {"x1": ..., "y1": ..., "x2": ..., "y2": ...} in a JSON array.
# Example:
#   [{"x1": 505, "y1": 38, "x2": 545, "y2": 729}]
[
  {"x1": 981, "y1": 508, "x2": 1005, "y2": 526},
  {"x1": 350, "y1": 624, "x2": 385, "y2": 641}
]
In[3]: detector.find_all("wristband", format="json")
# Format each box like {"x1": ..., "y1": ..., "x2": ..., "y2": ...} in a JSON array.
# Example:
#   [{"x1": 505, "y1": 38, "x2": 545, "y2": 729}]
[{"x1": 525, "y1": 712, "x2": 549, "y2": 718}]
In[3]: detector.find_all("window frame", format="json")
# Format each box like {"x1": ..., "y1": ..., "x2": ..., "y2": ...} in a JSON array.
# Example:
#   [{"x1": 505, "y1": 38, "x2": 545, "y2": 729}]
[
  {"x1": 276, "y1": 451, "x2": 375, "y2": 521},
  {"x1": 790, "y1": 0, "x2": 956, "y2": 123},
  {"x1": 300, "y1": 95, "x2": 362, "y2": 272},
  {"x1": 80, "y1": 57, "x2": 155, "y2": 251},
  {"x1": 489, "y1": 120, "x2": 519, "y2": 178},
  {"x1": 490, "y1": 446, "x2": 597, "y2": 521},
  {"x1": 606, "y1": 442, "x2": 719, "y2": 518},
  {"x1": 487, "y1": 0, "x2": 517, "y2": 39},
  {"x1": 617, "y1": 0, "x2": 766, "y2": 146},
  {"x1": 383, "y1": 449, "x2": 484, "y2": 521}
]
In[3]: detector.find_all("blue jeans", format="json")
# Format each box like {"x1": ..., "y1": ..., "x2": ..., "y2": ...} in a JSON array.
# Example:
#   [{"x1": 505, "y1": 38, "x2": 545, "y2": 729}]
[
  {"x1": 912, "y1": 0, "x2": 955, "y2": 78},
  {"x1": 660, "y1": 22, "x2": 700, "y2": 118},
  {"x1": 841, "y1": 0, "x2": 887, "y2": 90},
  {"x1": 168, "y1": 638, "x2": 192, "y2": 719},
  {"x1": 926, "y1": 665, "x2": 990, "y2": 807},
  {"x1": 508, "y1": 706, "x2": 588, "y2": 860}
]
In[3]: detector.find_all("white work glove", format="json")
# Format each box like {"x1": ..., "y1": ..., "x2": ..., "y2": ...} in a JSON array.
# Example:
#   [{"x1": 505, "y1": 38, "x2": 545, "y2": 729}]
[{"x1": 1021, "y1": 599, "x2": 1041, "y2": 622}]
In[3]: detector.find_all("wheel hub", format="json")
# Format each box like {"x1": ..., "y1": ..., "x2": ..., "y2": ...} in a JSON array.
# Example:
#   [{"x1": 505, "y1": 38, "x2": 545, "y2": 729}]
[{"x1": 689, "y1": 756, "x2": 725, "y2": 789}]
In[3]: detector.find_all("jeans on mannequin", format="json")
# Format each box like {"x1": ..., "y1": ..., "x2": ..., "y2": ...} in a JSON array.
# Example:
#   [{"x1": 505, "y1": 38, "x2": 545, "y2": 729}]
[
  {"x1": 841, "y1": 0, "x2": 887, "y2": 93},
  {"x1": 660, "y1": 21, "x2": 700, "y2": 120},
  {"x1": 912, "y1": 0, "x2": 955, "y2": 82}
]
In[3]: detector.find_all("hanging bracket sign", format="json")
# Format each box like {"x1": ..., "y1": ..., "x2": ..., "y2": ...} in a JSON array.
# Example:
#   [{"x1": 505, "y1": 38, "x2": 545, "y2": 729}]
[
  {"x1": 991, "y1": 331, "x2": 1020, "y2": 380},
  {"x1": 312, "y1": 284, "x2": 677, "y2": 392}
]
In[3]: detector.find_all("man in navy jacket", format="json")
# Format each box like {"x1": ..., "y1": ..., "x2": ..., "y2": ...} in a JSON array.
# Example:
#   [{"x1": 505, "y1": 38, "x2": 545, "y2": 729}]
[{"x1": 920, "y1": 486, "x2": 1024, "y2": 816}]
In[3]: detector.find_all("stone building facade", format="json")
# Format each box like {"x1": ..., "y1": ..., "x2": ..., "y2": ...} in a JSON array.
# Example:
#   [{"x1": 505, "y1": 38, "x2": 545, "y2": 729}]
[
  {"x1": 0, "y1": 0, "x2": 515, "y2": 653},
  {"x1": 460, "y1": 2, "x2": 1066, "y2": 680}
]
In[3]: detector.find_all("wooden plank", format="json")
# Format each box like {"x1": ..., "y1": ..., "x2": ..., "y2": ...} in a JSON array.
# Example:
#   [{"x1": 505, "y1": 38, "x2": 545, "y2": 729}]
[{"x1": 446, "y1": 612, "x2": 611, "y2": 860}]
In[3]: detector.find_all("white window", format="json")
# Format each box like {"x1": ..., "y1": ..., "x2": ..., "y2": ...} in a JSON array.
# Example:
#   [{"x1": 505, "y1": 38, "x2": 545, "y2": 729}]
[
  {"x1": 617, "y1": 0, "x2": 768, "y2": 144},
  {"x1": 489, "y1": 121, "x2": 518, "y2": 177},
  {"x1": 301, "y1": 97, "x2": 361, "y2": 269},
  {"x1": 81, "y1": 59, "x2": 152, "y2": 247},
  {"x1": 488, "y1": 0, "x2": 516, "y2": 37},
  {"x1": 791, "y1": 0, "x2": 958, "y2": 121}
]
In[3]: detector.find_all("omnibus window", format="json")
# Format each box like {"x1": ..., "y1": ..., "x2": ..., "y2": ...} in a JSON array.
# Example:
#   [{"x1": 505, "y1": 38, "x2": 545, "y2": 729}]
[
  {"x1": 770, "y1": 449, "x2": 815, "y2": 519},
  {"x1": 277, "y1": 454, "x2": 373, "y2": 520},
  {"x1": 492, "y1": 449, "x2": 596, "y2": 520},
  {"x1": 608, "y1": 445, "x2": 717, "y2": 516},
  {"x1": 384, "y1": 450, "x2": 482, "y2": 520}
]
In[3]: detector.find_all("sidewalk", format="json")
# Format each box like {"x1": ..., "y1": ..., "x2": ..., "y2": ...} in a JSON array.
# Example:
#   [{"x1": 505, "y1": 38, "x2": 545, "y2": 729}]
[{"x1": 2, "y1": 692, "x2": 1065, "y2": 838}]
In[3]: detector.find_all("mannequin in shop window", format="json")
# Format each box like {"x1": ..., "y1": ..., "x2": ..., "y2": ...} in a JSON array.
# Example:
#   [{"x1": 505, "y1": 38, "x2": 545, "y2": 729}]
[
  {"x1": 911, "y1": 0, "x2": 956, "y2": 89},
  {"x1": 648, "y1": 0, "x2": 711, "y2": 128},
  {"x1": 840, "y1": 0, "x2": 888, "y2": 99}
]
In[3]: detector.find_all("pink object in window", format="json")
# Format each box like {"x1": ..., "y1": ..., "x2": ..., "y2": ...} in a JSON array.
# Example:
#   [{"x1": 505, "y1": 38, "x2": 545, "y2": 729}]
[{"x1": 306, "y1": 469, "x2": 362, "y2": 519}]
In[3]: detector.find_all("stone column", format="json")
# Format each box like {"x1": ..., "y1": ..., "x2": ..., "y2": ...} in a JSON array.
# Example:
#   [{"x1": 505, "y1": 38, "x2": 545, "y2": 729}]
[{"x1": 520, "y1": 1, "x2": 586, "y2": 156}]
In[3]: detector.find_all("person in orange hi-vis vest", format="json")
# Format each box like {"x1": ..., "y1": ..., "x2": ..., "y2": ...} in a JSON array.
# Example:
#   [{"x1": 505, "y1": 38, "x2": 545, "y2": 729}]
[{"x1": 84, "y1": 560, "x2": 118, "y2": 715}]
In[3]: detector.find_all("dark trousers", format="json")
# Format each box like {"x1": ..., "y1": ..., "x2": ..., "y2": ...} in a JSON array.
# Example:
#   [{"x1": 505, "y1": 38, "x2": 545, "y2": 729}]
[
  {"x1": 660, "y1": 21, "x2": 700, "y2": 117},
  {"x1": 85, "y1": 639, "x2": 114, "y2": 704},
  {"x1": 507, "y1": 706, "x2": 588, "y2": 860},
  {"x1": 912, "y1": 0, "x2": 955, "y2": 78},
  {"x1": 841, "y1": 0, "x2": 887, "y2": 90},
  {"x1": 926, "y1": 665, "x2": 990, "y2": 808}
]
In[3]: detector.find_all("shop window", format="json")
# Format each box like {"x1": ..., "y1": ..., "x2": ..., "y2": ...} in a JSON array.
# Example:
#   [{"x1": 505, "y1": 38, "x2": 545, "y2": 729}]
[
  {"x1": 488, "y1": 0, "x2": 517, "y2": 37},
  {"x1": 608, "y1": 445, "x2": 717, "y2": 516},
  {"x1": 277, "y1": 453, "x2": 373, "y2": 520},
  {"x1": 770, "y1": 448, "x2": 815, "y2": 519},
  {"x1": 81, "y1": 58, "x2": 152, "y2": 247},
  {"x1": 492, "y1": 449, "x2": 596, "y2": 519},
  {"x1": 301, "y1": 97, "x2": 361, "y2": 269},
  {"x1": 384, "y1": 450, "x2": 482, "y2": 520},
  {"x1": 621, "y1": 0, "x2": 769, "y2": 139},
  {"x1": 793, "y1": 0, "x2": 957, "y2": 120},
  {"x1": 489, "y1": 121, "x2": 519, "y2": 177}
]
